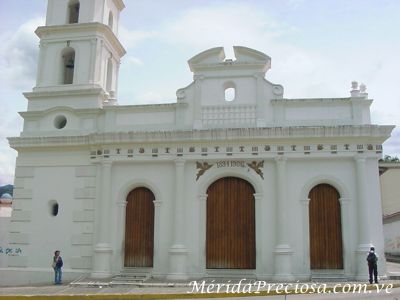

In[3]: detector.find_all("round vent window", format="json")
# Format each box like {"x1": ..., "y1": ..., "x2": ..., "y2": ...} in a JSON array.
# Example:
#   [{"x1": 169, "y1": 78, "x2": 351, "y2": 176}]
[
  {"x1": 225, "y1": 87, "x2": 235, "y2": 102},
  {"x1": 49, "y1": 200, "x2": 59, "y2": 217},
  {"x1": 54, "y1": 115, "x2": 67, "y2": 129}
]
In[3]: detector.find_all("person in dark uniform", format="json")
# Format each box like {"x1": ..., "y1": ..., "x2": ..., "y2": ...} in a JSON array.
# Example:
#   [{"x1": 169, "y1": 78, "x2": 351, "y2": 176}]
[{"x1": 366, "y1": 246, "x2": 378, "y2": 284}]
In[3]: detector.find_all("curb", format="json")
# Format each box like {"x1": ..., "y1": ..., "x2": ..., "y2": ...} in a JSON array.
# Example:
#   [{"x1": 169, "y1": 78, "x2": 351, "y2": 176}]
[{"x1": 0, "y1": 283, "x2": 399, "y2": 300}]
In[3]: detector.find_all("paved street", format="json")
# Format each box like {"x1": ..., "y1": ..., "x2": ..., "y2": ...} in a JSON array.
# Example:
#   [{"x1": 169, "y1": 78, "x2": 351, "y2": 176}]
[
  {"x1": 0, "y1": 262, "x2": 398, "y2": 299},
  {"x1": 0, "y1": 283, "x2": 399, "y2": 299},
  {"x1": 193, "y1": 289, "x2": 400, "y2": 300}
]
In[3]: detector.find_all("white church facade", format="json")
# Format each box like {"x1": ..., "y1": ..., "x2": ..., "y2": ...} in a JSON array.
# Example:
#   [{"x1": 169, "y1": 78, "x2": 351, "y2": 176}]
[{"x1": 1, "y1": 0, "x2": 395, "y2": 285}]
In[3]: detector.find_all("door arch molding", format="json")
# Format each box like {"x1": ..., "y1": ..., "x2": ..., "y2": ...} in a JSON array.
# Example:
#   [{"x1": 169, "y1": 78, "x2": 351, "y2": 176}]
[
  {"x1": 299, "y1": 175, "x2": 351, "y2": 276},
  {"x1": 308, "y1": 184, "x2": 343, "y2": 270},
  {"x1": 124, "y1": 187, "x2": 155, "y2": 267},
  {"x1": 206, "y1": 176, "x2": 256, "y2": 269}
]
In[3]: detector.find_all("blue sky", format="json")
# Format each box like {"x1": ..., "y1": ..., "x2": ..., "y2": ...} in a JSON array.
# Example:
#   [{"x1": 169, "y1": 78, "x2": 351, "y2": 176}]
[{"x1": 0, "y1": 0, "x2": 399, "y2": 185}]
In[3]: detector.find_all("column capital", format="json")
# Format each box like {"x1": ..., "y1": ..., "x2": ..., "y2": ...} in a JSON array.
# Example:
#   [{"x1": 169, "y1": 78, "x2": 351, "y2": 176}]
[
  {"x1": 101, "y1": 160, "x2": 113, "y2": 167},
  {"x1": 300, "y1": 198, "x2": 310, "y2": 206},
  {"x1": 116, "y1": 201, "x2": 127, "y2": 208},
  {"x1": 254, "y1": 193, "x2": 264, "y2": 201},
  {"x1": 197, "y1": 194, "x2": 208, "y2": 201},
  {"x1": 274, "y1": 156, "x2": 287, "y2": 164},
  {"x1": 194, "y1": 75, "x2": 205, "y2": 82},
  {"x1": 39, "y1": 41, "x2": 48, "y2": 48},
  {"x1": 339, "y1": 197, "x2": 351, "y2": 205},
  {"x1": 175, "y1": 158, "x2": 186, "y2": 167},
  {"x1": 354, "y1": 154, "x2": 367, "y2": 163},
  {"x1": 153, "y1": 200, "x2": 163, "y2": 207}
]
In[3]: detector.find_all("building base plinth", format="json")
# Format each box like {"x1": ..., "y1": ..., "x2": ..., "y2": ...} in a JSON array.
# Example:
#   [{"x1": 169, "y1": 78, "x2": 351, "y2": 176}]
[
  {"x1": 354, "y1": 244, "x2": 371, "y2": 281},
  {"x1": 91, "y1": 243, "x2": 113, "y2": 279},
  {"x1": 273, "y1": 244, "x2": 295, "y2": 282},
  {"x1": 167, "y1": 245, "x2": 188, "y2": 280}
]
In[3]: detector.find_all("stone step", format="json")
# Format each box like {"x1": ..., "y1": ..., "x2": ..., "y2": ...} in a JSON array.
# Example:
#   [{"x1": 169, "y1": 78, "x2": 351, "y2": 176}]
[
  {"x1": 121, "y1": 267, "x2": 152, "y2": 274},
  {"x1": 112, "y1": 277, "x2": 147, "y2": 283},
  {"x1": 311, "y1": 272, "x2": 346, "y2": 282},
  {"x1": 388, "y1": 273, "x2": 400, "y2": 280},
  {"x1": 111, "y1": 269, "x2": 151, "y2": 285}
]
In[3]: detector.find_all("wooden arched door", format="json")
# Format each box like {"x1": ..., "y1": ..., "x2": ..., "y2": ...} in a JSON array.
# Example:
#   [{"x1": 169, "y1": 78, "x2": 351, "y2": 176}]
[
  {"x1": 206, "y1": 177, "x2": 256, "y2": 269},
  {"x1": 309, "y1": 184, "x2": 343, "y2": 269},
  {"x1": 124, "y1": 187, "x2": 154, "y2": 267}
]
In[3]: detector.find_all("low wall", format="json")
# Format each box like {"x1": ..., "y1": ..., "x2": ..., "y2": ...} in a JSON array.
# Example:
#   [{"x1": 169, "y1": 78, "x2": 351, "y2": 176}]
[
  {"x1": 0, "y1": 209, "x2": 11, "y2": 268},
  {"x1": 384, "y1": 219, "x2": 400, "y2": 255},
  {"x1": 0, "y1": 268, "x2": 88, "y2": 286}
]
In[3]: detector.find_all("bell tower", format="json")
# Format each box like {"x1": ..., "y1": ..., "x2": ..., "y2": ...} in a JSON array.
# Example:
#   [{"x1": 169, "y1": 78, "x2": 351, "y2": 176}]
[{"x1": 26, "y1": 0, "x2": 126, "y2": 110}]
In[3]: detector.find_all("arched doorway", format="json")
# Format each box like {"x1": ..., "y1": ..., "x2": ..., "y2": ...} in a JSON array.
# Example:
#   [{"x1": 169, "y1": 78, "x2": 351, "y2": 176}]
[
  {"x1": 309, "y1": 184, "x2": 343, "y2": 269},
  {"x1": 206, "y1": 177, "x2": 255, "y2": 269},
  {"x1": 124, "y1": 187, "x2": 154, "y2": 267}
]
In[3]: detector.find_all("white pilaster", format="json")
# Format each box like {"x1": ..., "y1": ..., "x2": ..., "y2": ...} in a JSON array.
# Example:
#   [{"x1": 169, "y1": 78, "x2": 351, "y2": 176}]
[
  {"x1": 115, "y1": 199, "x2": 127, "y2": 272},
  {"x1": 167, "y1": 159, "x2": 188, "y2": 280},
  {"x1": 273, "y1": 156, "x2": 294, "y2": 281},
  {"x1": 36, "y1": 42, "x2": 47, "y2": 87},
  {"x1": 300, "y1": 198, "x2": 311, "y2": 279},
  {"x1": 197, "y1": 193, "x2": 207, "y2": 275},
  {"x1": 339, "y1": 197, "x2": 351, "y2": 277},
  {"x1": 254, "y1": 193, "x2": 266, "y2": 275},
  {"x1": 88, "y1": 38, "x2": 97, "y2": 84},
  {"x1": 193, "y1": 75, "x2": 203, "y2": 129},
  {"x1": 354, "y1": 156, "x2": 371, "y2": 281},
  {"x1": 153, "y1": 199, "x2": 163, "y2": 274},
  {"x1": 92, "y1": 160, "x2": 113, "y2": 278},
  {"x1": 255, "y1": 73, "x2": 266, "y2": 127}
]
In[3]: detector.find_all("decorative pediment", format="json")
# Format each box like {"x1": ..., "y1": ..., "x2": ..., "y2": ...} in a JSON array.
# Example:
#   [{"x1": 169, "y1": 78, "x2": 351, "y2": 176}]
[
  {"x1": 188, "y1": 47, "x2": 225, "y2": 71},
  {"x1": 233, "y1": 46, "x2": 271, "y2": 67},
  {"x1": 188, "y1": 46, "x2": 271, "y2": 73}
]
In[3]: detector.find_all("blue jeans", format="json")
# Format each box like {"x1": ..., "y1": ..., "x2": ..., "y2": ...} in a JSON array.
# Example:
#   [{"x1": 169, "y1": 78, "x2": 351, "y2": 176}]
[{"x1": 54, "y1": 267, "x2": 62, "y2": 284}]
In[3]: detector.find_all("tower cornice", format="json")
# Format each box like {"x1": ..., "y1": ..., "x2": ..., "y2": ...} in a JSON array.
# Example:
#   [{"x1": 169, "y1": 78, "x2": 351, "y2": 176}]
[
  {"x1": 113, "y1": 0, "x2": 125, "y2": 11},
  {"x1": 35, "y1": 22, "x2": 126, "y2": 57}
]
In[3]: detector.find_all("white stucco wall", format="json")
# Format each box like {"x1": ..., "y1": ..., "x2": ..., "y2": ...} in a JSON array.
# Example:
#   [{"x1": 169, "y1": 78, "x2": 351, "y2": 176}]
[
  {"x1": 0, "y1": 211, "x2": 11, "y2": 268},
  {"x1": 384, "y1": 219, "x2": 400, "y2": 255},
  {"x1": 380, "y1": 167, "x2": 400, "y2": 215},
  {"x1": 3, "y1": 0, "x2": 394, "y2": 286}
]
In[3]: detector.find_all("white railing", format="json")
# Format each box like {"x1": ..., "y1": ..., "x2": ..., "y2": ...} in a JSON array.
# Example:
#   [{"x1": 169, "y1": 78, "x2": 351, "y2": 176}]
[{"x1": 201, "y1": 104, "x2": 256, "y2": 127}]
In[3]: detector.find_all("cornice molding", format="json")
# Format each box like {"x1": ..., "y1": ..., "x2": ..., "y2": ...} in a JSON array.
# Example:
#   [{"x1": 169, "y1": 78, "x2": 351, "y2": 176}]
[
  {"x1": 35, "y1": 22, "x2": 126, "y2": 57},
  {"x1": 20, "y1": 106, "x2": 102, "y2": 119},
  {"x1": 271, "y1": 98, "x2": 372, "y2": 105},
  {"x1": 113, "y1": 0, "x2": 125, "y2": 11},
  {"x1": 24, "y1": 86, "x2": 105, "y2": 99},
  {"x1": 8, "y1": 125, "x2": 395, "y2": 150}
]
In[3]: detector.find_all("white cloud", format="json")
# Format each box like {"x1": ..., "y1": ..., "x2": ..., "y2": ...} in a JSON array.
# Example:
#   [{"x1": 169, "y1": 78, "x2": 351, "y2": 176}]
[
  {"x1": 119, "y1": 26, "x2": 158, "y2": 50},
  {"x1": 122, "y1": 56, "x2": 144, "y2": 67},
  {"x1": 135, "y1": 91, "x2": 173, "y2": 104},
  {"x1": 0, "y1": 112, "x2": 22, "y2": 185},
  {"x1": 0, "y1": 17, "x2": 44, "y2": 90},
  {"x1": 155, "y1": 3, "x2": 400, "y2": 120},
  {"x1": 157, "y1": 3, "x2": 335, "y2": 98},
  {"x1": 160, "y1": 3, "x2": 291, "y2": 53},
  {"x1": 286, "y1": 0, "x2": 305, "y2": 9},
  {"x1": 383, "y1": 128, "x2": 400, "y2": 157}
]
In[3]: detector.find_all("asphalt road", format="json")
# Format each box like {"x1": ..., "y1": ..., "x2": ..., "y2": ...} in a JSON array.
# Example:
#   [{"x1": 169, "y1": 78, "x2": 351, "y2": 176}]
[{"x1": 175, "y1": 288, "x2": 400, "y2": 300}]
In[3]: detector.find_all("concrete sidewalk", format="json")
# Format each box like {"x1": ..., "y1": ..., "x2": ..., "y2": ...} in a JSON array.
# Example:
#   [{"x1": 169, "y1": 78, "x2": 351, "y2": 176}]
[
  {"x1": 0, "y1": 262, "x2": 398, "y2": 299},
  {"x1": 0, "y1": 282, "x2": 399, "y2": 299}
]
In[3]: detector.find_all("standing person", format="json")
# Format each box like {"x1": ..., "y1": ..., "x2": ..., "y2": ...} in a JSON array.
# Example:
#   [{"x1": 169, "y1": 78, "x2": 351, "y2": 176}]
[
  {"x1": 366, "y1": 246, "x2": 378, "y2": 284},
  {"x1": 52, "y1": 250, "x2": 63, "y2": 284}
]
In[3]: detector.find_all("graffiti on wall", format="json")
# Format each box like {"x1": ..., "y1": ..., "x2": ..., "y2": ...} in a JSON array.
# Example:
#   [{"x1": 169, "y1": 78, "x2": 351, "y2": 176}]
[
  {"x1": 385, "y1": 237, "x2": 400, "y2": 252},
  {"x1": 0, "y1": 247, "x2": 22, "y2": 256}
]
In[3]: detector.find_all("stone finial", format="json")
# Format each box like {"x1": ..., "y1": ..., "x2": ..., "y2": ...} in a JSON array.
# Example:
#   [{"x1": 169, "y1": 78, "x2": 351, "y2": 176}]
[
  {"x1": 351, "y1": 81, "x2": 359, "y2": 91},
  {"x1": 350, "y1": 81, "x2": 368, "y2": 98}
]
